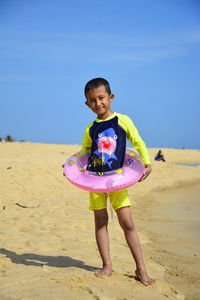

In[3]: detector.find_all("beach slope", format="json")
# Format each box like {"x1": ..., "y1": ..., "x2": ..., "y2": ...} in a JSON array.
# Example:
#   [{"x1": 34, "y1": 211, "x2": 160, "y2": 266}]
[{"x1": 1, "y1": 143, "x2": 200, "y2": 300}]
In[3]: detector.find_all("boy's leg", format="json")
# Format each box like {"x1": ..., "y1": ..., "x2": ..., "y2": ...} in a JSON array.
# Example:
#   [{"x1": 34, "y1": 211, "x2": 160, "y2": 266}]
[
  {"x1": 116, "y1": 206, "x2": 153, "y2": 285},
  {"x1": 94, "y1": 208, "x2": 112, "y2": 277},
  {"x1": 89, "y1": 192, "x2": 112, "y2": 277}
]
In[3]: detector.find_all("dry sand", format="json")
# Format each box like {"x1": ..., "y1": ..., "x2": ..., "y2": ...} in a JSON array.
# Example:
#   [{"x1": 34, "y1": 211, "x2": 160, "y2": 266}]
[{"x1": 1, "y1": 143, "x2": 200, "y2": 300}]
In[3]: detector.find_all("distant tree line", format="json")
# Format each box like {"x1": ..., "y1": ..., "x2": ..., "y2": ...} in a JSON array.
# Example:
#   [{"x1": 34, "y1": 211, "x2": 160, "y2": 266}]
[
  {"x1": 0, "y1": 135, "x2": 18, "y2": 142},
  {"x1": 0, "y1": 135, "x2": 26, "y2": 142}
]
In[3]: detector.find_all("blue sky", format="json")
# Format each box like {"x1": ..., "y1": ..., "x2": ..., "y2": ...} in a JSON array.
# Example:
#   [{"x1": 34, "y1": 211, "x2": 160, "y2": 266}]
[{"x1": 0, "y1": 0, "x2": 200, "y2": 149}]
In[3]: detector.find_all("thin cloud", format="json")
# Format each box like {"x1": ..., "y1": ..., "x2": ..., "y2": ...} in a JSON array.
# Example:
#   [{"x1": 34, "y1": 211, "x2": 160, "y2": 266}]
[
  {"x1": 0, "y1": 28, "x2": 199, "y2": 65},
  {"x1": 0, "y1": 75, "x2": 75, "y2": 83},
  {"x1": 112, "y1": 47, "x2": 188, "y2": 63}
]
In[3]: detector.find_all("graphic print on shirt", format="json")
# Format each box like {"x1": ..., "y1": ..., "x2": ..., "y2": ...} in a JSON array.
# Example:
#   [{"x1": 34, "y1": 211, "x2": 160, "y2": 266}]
[
  {"x1": 94, "y1": 128, "x2": 117, "y2": 169},
  {"x1": 87, "y1": 116, "x2": 126, "y2": 172}
]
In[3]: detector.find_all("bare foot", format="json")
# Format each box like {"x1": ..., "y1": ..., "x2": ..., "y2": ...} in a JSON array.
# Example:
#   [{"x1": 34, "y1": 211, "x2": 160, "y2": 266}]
[
  {"x1": 135, "y1": 269, "x2": 155, "y2": 286},
  {"x1": 95, "y1": 265, "x2": 112, "y2": 277}
]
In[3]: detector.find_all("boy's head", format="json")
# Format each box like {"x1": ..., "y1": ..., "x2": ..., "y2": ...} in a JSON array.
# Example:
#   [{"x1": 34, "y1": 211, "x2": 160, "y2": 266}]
[
  {"x1": 84, "y1": 78, "x2": 111, "y2": 98},
  {"x1": 84, "y1": 78, "x2": 114, "y2": 120}
]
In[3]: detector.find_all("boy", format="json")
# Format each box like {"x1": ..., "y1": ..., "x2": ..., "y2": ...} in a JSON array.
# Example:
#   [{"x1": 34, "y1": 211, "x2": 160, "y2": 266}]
[{"x1": 82, "y1": 78, "x2": 153, "y2": 285}]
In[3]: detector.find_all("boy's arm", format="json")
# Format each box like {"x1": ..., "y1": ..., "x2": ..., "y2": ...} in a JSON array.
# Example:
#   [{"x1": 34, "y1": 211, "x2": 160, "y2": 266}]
[
  {"x1": 62, "y1": 125, "x2": 92, "y2": 173},
  {"x1": 119, "y1": 114, "x2": 151, "y2": 181},
  {"x1": 79, "y1": 123, "x2": 92, "y2": 156}
]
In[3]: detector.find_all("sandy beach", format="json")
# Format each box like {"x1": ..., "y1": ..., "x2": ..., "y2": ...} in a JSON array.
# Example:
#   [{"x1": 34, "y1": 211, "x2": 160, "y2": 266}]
[{"x1": 1, "y1": 142, "x2": 200, "y2": 300}]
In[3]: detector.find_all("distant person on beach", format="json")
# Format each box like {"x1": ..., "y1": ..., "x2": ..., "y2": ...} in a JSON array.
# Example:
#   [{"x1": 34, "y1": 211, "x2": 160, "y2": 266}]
[
  {"x1": 155, "y1": 150, "x2": 166, "y2": 162},
  {"x1": 79, "y1": 78, "x2": 153, "y2": 285}
]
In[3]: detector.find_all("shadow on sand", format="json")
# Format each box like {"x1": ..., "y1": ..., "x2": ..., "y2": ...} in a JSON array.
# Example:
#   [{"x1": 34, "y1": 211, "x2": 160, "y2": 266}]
[{"x1": 0, "y1": 248, "x2": 98, "y2": 272}]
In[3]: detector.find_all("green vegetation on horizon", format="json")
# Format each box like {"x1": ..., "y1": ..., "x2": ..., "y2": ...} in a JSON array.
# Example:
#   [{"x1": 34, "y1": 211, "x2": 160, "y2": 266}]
[{"x1": 0, "y1": 135, "x2": 25, "y2": 142}]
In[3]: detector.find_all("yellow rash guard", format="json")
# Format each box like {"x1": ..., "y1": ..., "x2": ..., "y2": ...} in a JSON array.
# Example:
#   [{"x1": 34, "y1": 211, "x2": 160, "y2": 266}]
[{"x1": 81, "y1": 112, "x2": 151, "y2": 165}]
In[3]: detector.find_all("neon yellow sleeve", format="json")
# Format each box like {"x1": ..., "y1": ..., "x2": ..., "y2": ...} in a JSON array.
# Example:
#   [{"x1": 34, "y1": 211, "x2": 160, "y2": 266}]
[
  {"x1": 118, "y1": 114, "x2": 151, "y2": 165},
  {"x1": 81, "y1": 122, "x2": 93, "y2": 156}
]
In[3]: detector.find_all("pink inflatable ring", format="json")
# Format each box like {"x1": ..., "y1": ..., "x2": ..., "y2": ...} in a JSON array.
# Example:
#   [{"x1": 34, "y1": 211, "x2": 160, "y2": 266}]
[{"x1": 63, "y1": 149, "x2": 144, "y2": 193}]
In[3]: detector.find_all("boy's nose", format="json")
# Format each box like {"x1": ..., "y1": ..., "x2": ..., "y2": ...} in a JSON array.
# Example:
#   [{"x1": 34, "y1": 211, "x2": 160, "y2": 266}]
[{"x1": 96, "y1": 99, "x2": 101, "y2": 106}]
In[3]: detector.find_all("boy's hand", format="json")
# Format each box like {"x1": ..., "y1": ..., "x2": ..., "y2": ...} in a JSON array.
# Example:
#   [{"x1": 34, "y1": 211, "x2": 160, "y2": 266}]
[
  {"x1": 62, "y1": 164, "x2": 65, "y2": 176},
  {"x1": 139, "y1": 164, "x2": 152, "y2": 182}
]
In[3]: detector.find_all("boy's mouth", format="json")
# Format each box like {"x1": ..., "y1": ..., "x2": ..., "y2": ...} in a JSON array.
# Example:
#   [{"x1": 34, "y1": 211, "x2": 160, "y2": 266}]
[{"x1": 96, "y1": 105, "x2": 104, "y2": 110}]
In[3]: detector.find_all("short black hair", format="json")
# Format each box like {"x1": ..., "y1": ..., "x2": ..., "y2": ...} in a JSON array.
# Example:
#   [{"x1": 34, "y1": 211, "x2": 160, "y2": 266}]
[{"x1": 84, "y1": 78, "x2": 111, "y2": 98}]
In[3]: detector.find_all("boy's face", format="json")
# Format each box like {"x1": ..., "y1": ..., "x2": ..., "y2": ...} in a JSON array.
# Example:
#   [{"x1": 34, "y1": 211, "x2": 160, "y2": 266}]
[{"x1": 85, "y1": 85, "x2": 114, "y2": 120}]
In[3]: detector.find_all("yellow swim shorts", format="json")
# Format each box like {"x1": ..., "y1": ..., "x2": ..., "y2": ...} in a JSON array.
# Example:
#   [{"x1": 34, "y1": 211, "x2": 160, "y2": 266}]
[{"x1": 89, "y1": 189, "x2": 131, "y2": 211}]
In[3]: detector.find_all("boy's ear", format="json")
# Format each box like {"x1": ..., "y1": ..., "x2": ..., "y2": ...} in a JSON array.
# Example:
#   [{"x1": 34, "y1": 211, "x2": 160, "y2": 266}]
[{"x1": 110, "y1": 93, "x2": 115, "y2": 102}]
